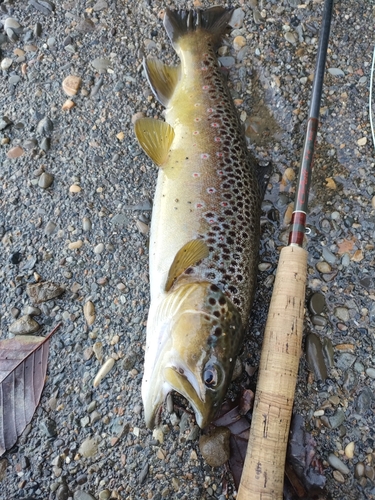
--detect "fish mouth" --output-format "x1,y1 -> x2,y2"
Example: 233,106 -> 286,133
143,365 -> 213,429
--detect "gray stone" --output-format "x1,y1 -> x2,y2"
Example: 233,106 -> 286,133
22,306 -> 41,316
328,454 -> 350,474
27,281 -> 65,303
78,436 -> 99,457
40,418 -> 57,437
40,137 -> 51,152
45,221 -> 57,235
229,8 -> 245,28
38,172 -> 54,189
37,116 -> 53,136
199,427 -> 231,467
93,0 -> 108,11
111,213 -> 128,226
23,138 -> 38,150
34,23 -> 42,37
9,315 -> 40,335
305,333 -> 327,381
29,0 -> 55,15
322,247 -> 336,265
91,57 -> 111,71
94,243 -> 104,254
329,409 -> 345,429
218,56 -> 235,68
336,353 -> 356,371
342,370 -> 357,395
355,387 -> 373,413
1,58 -> 13,70
73,492 -> 96,500
0,116 -> 12,130
56,483 -> 70,500
4,18 -> 21,31
334,307 -> 350,322
328,68 -> 345,77
82,217 -> 92,231
9,75 -> 21,86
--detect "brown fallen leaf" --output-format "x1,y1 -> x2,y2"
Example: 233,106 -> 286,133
0,323 -> 61,456
325,177 -> 337,190
351,249 -> 364,262
336,238 -> 355,255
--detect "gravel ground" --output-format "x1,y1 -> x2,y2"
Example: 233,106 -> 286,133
1,0 -> 375,499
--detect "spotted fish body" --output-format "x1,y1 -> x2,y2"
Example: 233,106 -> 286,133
135,8 -> 264,429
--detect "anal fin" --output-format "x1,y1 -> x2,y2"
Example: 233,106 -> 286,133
134,118 -> 175,167
165,239 -> 209,292
144,58 -> 180,107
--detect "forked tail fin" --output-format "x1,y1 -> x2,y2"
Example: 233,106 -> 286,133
164,7 -> 234,50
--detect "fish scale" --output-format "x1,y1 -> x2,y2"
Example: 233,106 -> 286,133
134,7 -> 266,429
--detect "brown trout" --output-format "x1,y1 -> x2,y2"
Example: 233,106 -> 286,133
135,7 -> 266,429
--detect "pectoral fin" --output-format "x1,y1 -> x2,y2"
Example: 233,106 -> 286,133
134,118 -> 175,166
165,239 -> 209,292
144,58 -> 180,107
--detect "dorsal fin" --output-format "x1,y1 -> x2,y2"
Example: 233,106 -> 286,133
134,118 -> 175,167
144,59 -> 180,107
165,239 -> 209,292
164,7 -> 234,50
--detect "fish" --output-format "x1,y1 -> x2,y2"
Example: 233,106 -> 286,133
134,7 -> 267,429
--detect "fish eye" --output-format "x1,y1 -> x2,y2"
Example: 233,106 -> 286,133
203,364 -> 219,388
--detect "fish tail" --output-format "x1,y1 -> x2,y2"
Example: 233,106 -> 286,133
164,7 -> 234,50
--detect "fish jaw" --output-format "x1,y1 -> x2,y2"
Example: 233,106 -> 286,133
142,282 -> 243,429
163,366 -> 217,428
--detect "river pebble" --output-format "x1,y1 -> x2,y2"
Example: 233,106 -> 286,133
1,57 -> 12,70
27,282 -> 64,303
334,307 -> 350,322
305,333 -> 327,381
328,454 -> 350,475
9,315 -> 40,335
329,409 -> 345,429
94,243 -> 104,254
62,75 -> 82,96
355,387 -> 373,413
308,292 -> 325,315
91,57 -> 111,71
83,301 -> 96,326
344,441 -> 355,459
199,427 -> 231,467
316,261 -> 331,274
38,172 -> 54,189
7,146 -> 24,158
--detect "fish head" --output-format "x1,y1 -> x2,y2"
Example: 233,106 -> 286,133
143,281 -> 243,428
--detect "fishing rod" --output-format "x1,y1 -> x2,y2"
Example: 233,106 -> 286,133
237,0 -> 334,498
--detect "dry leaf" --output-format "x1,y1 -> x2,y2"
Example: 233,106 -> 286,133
0,324 -> 60,456
337,238 -> 355,255
351,249 -> 364,262
325,177 -> 337,190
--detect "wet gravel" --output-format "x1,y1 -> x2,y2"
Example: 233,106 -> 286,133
1,0 -> 375,499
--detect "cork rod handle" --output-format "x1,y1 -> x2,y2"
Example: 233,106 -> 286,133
238,245 -> 308,500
